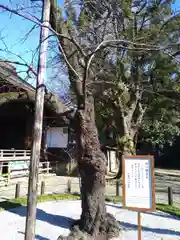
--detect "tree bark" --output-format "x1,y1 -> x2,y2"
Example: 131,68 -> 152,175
115,133 -> 136,179
59,95 -> 120,239
50,2 -> 119,238
114,99 -> 146,179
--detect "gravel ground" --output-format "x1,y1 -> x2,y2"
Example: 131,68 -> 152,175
0,200 -> 180,240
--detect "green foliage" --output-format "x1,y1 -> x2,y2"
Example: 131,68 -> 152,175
140,82 -> 180,146
52,0 -> 180,152
93,0 -> 180,150
140,120 -> 180,146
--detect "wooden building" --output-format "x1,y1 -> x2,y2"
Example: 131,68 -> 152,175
0,61 -> 72,176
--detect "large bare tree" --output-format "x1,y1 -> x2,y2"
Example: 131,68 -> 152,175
49,1 -> 122,239
1,0 -> 179,239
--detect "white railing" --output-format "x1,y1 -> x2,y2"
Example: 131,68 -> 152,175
0,149 -> 31,161
0,149 -> 51,185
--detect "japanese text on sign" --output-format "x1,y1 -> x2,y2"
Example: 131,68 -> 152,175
123,157 -> 154,210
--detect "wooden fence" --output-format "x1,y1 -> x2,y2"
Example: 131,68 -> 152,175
11,179 -> 177,208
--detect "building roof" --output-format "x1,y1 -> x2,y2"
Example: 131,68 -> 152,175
0,61 -> 35,93
0,61 -> 71,115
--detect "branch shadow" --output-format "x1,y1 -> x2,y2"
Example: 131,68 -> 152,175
145,211 -> 180,220
106,203 -> 180,221
18,231 -> 50,240
9,206 -> 75,229
35,235 -> 50,240
0,201 -> 22,210
106,203 -> 122,209
119,221 -> 180,236
6,203 -> 180,238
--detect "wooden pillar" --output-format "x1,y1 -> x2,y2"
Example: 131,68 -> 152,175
42,119 -> 48,169
25,115 -> 33,149
25,0 -> 50,239
0,150 -> 3,175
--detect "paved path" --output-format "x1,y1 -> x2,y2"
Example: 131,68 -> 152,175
0,169 -> 180,207
0,200 -> 180,239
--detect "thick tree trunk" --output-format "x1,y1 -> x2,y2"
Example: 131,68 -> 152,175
58,96 -> 120,239
115,134 -> 136,179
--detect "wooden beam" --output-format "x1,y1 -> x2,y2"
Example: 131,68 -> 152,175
24,1 -> 50,239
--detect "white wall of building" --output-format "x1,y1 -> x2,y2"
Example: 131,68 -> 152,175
46,127 -> 68,148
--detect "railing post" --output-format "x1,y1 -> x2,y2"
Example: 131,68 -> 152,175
7,163 -> 11,185
0,161 -> 2,175
116,180 -> 119,196
46,162 -> 50,174
13,150 -> 15,159
0,151 -> 2,175
67,179 -> 71,194
168,187 -> 173,206
109,150 -> 112,173
41,181 -> 45,195
15,182 -> 21,198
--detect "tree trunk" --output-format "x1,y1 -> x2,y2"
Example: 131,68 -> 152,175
115,134 -> 136,179
58,96 -> 120,239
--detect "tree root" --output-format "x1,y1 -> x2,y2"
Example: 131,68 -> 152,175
57,213 -> 120,240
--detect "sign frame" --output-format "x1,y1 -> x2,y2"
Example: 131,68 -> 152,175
122,155 -> 156,212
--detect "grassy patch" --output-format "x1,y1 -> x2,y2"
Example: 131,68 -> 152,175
0,194 -> 179,219
105,197 -> 180,218
105,196 -> 122,203
0,194 -> 80,211
156,204 -> 180,218
0,194 -> 122,212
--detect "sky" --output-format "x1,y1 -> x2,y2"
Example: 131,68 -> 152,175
0,0 -> 41,77
0,0 -> 179,96
0,0 -> 68,97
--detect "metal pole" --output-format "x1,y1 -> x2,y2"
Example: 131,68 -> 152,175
25,0 -> 50,239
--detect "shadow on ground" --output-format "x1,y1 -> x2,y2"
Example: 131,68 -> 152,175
9,206 -> 75,229
119,221 -> 180,236
5,203 -> 180,238
145,211 -> 180,220
0,201 -> 22,210
106,203 -> 122,209
35,235 -> 50,240
106,203 -> 180,221
18,231 -> 50,240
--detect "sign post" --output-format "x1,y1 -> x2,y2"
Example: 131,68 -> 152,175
122,156 -> 156,240
138,212 -> 141,240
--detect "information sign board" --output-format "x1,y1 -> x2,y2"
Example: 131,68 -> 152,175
122,155 -> 156,212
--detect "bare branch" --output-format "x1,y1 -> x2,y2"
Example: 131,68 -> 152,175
0,59 -> 37,76
0,4 -> 86,58
57,40 -> 80,79
19,24 -> 38,45
0,45 -> 38,76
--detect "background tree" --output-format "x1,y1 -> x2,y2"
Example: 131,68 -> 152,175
93,0 -> 180,177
